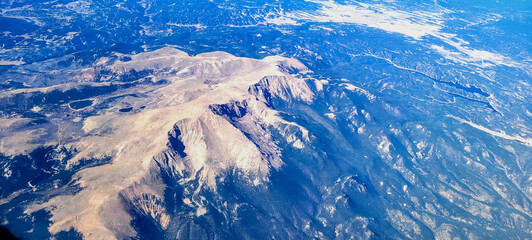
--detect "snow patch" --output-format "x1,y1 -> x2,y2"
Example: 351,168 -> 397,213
0,60 -> 25,65
275,0 -> 444,40
269,0 -> 520,68
447,115 -> 532,146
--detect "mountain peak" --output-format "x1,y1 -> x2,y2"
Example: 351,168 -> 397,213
13,47 -> 315,239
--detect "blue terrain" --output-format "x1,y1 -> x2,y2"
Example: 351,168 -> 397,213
0,0 -> 531,239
